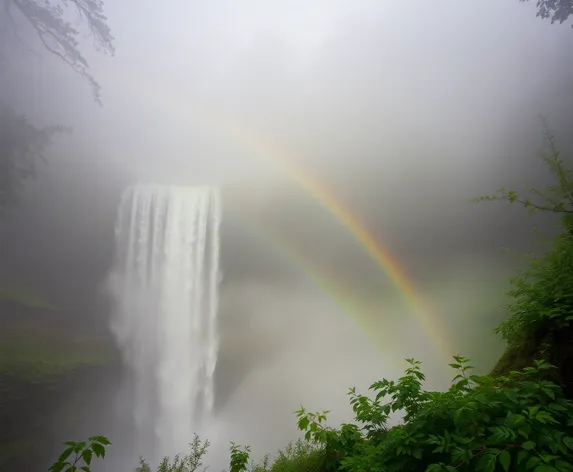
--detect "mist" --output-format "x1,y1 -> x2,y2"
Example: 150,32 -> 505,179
1,0 -> 572,470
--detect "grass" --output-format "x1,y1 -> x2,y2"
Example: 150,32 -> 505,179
0,314 -> 115,383
251,440 -> 325,472
0,283 -> 58,311
0,339 -> 113,382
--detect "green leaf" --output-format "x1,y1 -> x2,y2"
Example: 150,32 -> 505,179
73,442 -> 86,453
528,456 -> 542,470
555,461 -> 573,471
533,466 -> 559,472
523,441 -> 536,450
563,436 -> 573,451
58,447 -> 74,463
82,449 -> 93,465
477,452 -> 497,472
518,450 -> 529,464
88,436 -> 111,445
91,443 -> 105,458
499,450 -> 511,472
49,462 -> 67,472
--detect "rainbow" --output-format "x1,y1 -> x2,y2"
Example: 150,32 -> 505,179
230,215 -> 397,352
101,68 -> 455,365
199,111 -> 455,365
227,209 -> 452,382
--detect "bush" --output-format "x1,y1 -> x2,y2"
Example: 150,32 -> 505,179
250,440 -> 325,472
48,436 -> 111,472
474,120 -> 573,347
134,434 -> 210,472
496,228 -> 573,346
295,357 -> 573,472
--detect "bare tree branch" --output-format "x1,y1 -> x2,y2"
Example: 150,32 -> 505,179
3,0 -> 41,58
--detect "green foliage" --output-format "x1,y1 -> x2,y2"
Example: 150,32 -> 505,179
295,357 -> 573,472
51,359 -> 573,472
48,436 -> 111,472
230,443 -> 251,472
47,122 -> 573,471
0,281 -> 57,310
496,228 -> 573,345
134,434 -> 210,472
473,120 -> 573,217
0,338 -> 112,381
474,123 -> 573,347
250,440 -> 325,472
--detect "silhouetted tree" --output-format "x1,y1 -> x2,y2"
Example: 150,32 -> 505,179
0,105 -> 67,217
0,0 -> 114,215
521,0 -> 573,26
0,1 -> 114,306
4,0 -> 115,104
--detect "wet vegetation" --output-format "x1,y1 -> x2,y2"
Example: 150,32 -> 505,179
2,1 -> 573,471
42,130 -> 573,472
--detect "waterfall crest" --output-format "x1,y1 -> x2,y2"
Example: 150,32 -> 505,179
108,184 -> 222,461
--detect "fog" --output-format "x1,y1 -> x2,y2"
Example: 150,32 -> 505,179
1,0 -> 572,469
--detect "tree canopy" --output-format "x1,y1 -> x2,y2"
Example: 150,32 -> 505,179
0,0 -> 114,217
521,0 -> 573,26
4,0 -> 114,104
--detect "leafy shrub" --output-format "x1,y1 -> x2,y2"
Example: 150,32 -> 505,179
230,443 -> 251,472
496,228 -> 573,346
134,434 -> 210,472
295,357 -> 573,472
49,121 -> 573,472
48,436 -> 111,472
250,440 -> 325,472
474,121 -> 573,346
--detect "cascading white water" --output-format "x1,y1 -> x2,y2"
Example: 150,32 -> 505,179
108,184 -> 222,462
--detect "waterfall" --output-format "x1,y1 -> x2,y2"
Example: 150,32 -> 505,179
108,184 -> 222,462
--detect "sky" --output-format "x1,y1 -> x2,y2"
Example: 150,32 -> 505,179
1,0 -> 572,468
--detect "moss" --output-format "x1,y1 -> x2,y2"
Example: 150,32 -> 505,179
490,330 -> 548,377
491,322 -> 573,398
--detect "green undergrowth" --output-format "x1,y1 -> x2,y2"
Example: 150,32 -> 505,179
0,317 -> 113,382
0,305 -> 114,382
250,439 -> 325,472
478,124 -> 573,397
47,123 -> 573,472
0,283 -> 57,311
0,339 -> 112,382
52,357 -> 573,472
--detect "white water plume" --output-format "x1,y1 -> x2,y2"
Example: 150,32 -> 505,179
108,184 -> 222,462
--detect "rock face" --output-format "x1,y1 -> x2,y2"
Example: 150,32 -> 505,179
491,322 -> 573,399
